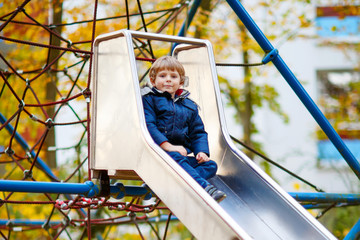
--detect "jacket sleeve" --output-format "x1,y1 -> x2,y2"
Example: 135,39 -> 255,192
142,95 -> 168,145
188,107 -> 210,157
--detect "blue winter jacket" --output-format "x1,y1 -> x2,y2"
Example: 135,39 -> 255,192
142,87 -> 210,156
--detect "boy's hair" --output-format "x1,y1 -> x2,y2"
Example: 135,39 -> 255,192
149,56 -> 186,84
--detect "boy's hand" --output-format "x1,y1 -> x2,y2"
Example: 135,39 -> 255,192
196,152 -> 209,163
160,142 -> 187,156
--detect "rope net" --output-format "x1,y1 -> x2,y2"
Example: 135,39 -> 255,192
0,0 -> 195,239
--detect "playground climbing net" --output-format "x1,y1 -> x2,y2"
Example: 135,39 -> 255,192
0,0 -> 196,239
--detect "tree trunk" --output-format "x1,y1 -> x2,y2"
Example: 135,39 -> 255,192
194,0 -> 211,38
239,21 -> 254,158
193,0 -> 254,157
45,0 -> 63,168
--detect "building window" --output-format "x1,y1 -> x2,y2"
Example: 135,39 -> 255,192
317,69 -> 360,166
315,5 -> 360,40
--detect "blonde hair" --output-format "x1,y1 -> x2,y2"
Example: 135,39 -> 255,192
149,56 -> 186,84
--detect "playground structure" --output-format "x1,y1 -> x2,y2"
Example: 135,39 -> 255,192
1,0 -> 360,239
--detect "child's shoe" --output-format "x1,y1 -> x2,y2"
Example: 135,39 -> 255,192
205,184 -> 227,202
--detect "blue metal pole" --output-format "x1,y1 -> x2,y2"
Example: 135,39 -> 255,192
344,218 -> 360,240
177,0 -> 202,37
289,192 -> 360,204
0,215 -> 178,226
0,180 -> 152,199
110,182 -> 152,200
0,112 -> 59,181
0,219 -> 61,226
225,0 -> 360,179
0,180 -> 98,197
171,0 -> 202,53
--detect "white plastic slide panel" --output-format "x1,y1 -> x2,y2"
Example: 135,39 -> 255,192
91,33 -> 143,173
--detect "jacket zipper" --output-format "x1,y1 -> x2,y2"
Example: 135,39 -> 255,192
170,99 -> 176,139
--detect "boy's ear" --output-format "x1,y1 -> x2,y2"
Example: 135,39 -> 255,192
182,76 -> 189,87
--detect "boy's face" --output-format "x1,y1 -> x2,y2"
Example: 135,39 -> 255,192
151,68 -> 182,98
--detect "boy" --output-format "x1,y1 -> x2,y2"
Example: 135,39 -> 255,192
142,56 -> 226,202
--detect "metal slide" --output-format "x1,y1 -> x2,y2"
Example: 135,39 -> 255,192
90,30 -> 336,240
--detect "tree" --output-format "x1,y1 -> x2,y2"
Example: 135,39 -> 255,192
45,0 -> 63,168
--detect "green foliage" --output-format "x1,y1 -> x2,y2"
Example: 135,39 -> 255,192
319,206 -> 360,239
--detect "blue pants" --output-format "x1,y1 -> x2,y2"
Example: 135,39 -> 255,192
167,151 -> 217,188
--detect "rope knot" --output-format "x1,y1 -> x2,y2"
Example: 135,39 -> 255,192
45,118 -> 54,129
